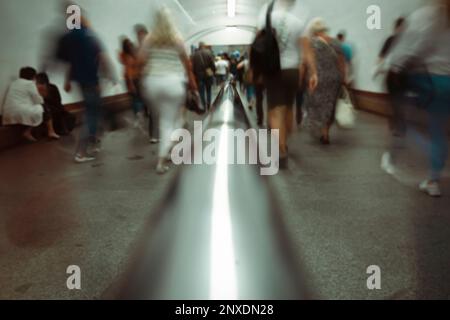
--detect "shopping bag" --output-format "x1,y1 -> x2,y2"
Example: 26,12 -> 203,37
335,87 -> 356,129
185,90 -> 205,115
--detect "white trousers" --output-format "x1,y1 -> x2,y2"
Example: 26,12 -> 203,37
143,75 -> 186,158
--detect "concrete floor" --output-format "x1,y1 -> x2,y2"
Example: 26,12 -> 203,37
0,114 -> 178,299
272,111 -> 450,300
0,98 -> 449,299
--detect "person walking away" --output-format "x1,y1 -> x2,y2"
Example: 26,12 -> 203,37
256,0 -> 318,168
237,56 -> 256,110
192,42 -> 216,110
215,57 -> 229,87
377,18 -> 408,175
56,16 -> 117,163
134,24 -> 157,142
119,38 -> 145,129
303,18 -> 346,145
139,6 -> 198,174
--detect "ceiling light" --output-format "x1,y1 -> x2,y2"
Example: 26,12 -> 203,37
227,0 -> 236,18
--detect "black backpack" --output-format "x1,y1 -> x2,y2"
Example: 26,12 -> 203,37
250,1 -> 281,79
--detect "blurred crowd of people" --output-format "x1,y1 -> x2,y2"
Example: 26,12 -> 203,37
0,0 -> 449,196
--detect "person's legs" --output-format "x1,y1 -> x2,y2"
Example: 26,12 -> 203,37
142,77 -> 159,142
419,109 -> 448,197
43,104 -> 60,139
269,106 -> 288,157
296,90 -> 304,125
285,107 -> 294,137
146,99 -> 159,142
130,92 -> 145,129
85,87 -> 101,138
198,79 -> 207,108
206,78 -> 213,109
76,85 -> 101,159
132,79 -> 145,116
246,85 -> 255,108
382,72 -> 409,168
156,78 -> 185,174
429,112 -> 448,182
23,126 -> 37,142
256,84 -> 264,126
46,120 -> 59,139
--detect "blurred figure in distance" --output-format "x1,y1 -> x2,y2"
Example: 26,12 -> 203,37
119,37 -> 145,129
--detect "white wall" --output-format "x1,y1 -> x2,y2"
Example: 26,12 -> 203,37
301,0 -> 425,92
0,0 -> 160,106
0,0 -> 427,110
196,27 -> 256,46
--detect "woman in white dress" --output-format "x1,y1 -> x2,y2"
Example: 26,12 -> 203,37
1,67 -> 59,141
138,6 -> 198,174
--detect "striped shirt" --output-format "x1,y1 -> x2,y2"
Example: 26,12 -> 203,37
145,48 -> 186,79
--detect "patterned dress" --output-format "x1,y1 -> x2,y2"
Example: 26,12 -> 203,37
305,38 -> 343,136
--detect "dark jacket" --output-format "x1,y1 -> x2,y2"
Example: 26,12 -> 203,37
192,48 -> 216,81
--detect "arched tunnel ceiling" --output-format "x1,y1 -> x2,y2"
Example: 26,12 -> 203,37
176,0 -> 266,21
171,0 -> 267,39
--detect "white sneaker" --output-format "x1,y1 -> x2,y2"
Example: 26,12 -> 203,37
150,138 -> 159,144
381,152 -> 396,175
419,180 -> 442,197
74,154 -> 96,164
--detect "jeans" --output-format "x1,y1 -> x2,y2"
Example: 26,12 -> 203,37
77,85 -> 101,154
198,78 -> 213,109
130,79 -> 144,116
410,74 -> 450,181
130,93 -> 144,116
246,85 -> 255,103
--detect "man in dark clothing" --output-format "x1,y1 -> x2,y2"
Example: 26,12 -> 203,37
192,42 -> 216,110
36,73 -> 76,136
378,17 -> 407,136
57,18 -> 116,163
379,17 -> 406,63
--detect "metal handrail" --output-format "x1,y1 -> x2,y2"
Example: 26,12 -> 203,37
111,81 -> 311,300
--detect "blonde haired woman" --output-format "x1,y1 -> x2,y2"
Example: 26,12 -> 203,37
139,6 -> 197,174
303,18 -> 346,145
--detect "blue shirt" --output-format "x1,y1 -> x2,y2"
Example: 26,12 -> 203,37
59,28 -> 102,86
341,42 -> 353,63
